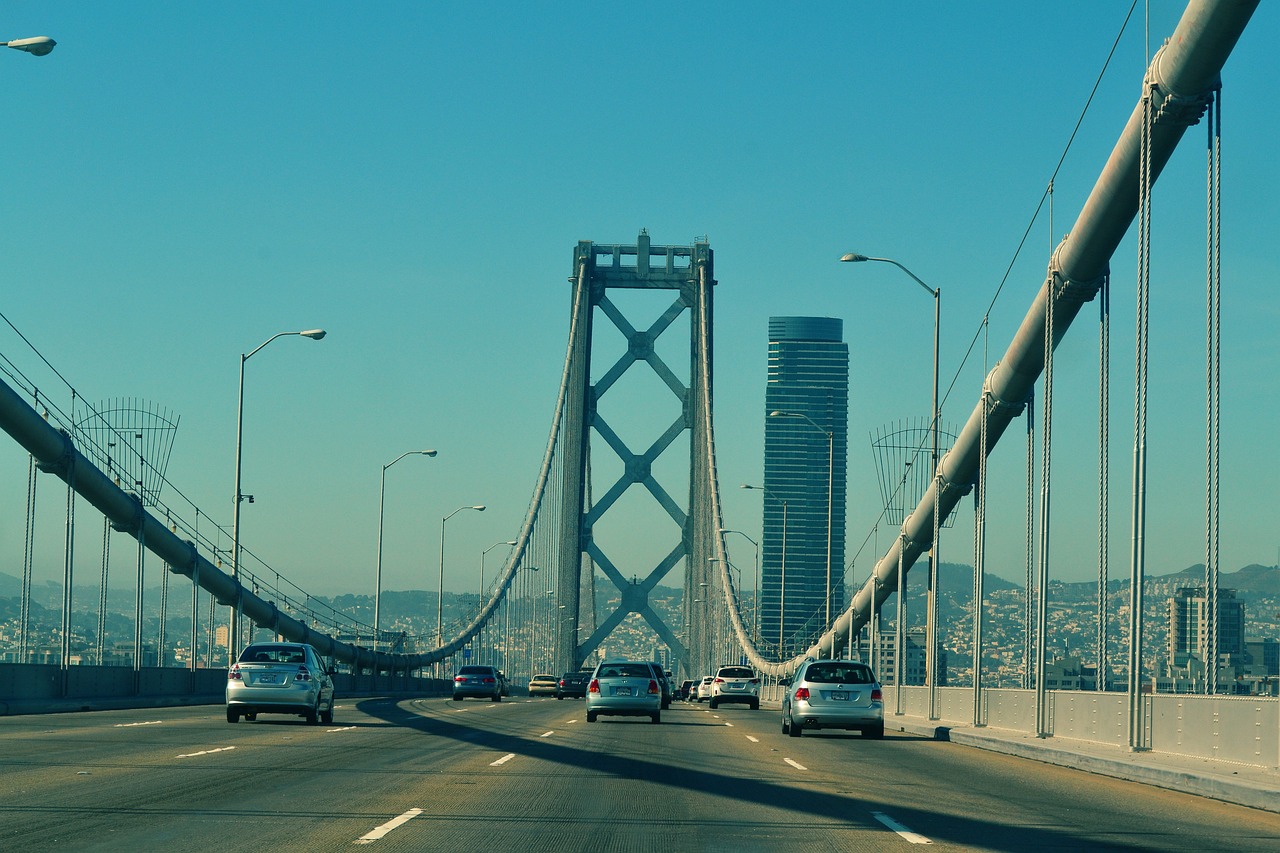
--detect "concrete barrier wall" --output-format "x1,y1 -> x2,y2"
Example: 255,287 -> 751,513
0,662 -> 442,716
882,685 -> 1279,769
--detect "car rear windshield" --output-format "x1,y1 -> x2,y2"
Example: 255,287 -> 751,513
718,667 -> 755,679
240,646 -> 307,664
596,663 -> 655,679
804,663 -> 874,684
459,666 -> 493,675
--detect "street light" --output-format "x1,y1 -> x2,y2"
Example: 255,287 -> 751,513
768,410 -> 835,640
230,328 -> 326,664
719,529 -> 759,645
2,36 -> 56,56
374,450 -> 437,651
842,251 -> 941,713
437,504 -> 486,649
478,540 -> 516,666
742,484 -> 787,655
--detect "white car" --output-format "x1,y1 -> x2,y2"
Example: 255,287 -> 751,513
695,675 -> 715,702
709,665 -> 760,710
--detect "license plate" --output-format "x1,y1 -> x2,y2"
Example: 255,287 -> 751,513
729,684 -> 744,690
258,674 -> 279,684
830,691 -> 849,701
613,687 -> 632,696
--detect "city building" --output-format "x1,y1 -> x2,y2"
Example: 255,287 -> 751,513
759,317 -> 849,654
1167,586 -> 1245,667
864,627 -> 945,686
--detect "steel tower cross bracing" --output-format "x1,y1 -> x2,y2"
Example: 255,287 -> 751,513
557,232 -> 716,677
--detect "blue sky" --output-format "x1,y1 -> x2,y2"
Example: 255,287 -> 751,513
2,2 -> 1276,604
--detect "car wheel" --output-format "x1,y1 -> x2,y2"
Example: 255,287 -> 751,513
226,707 -> 239,724
320,703 -> 334,725
750,700 -> 760,710
492,693 -> 501,702
788,714 -> 802,737
651,712 -> 661,724
305,703 -> 319,725
556,695 -> 564,700
245,712 -> 257,721
865,723 -> 884,739
708,698 -> 718,710
452,695 -> 463,701
781,714 -> 789,735
586,711 -> 597,723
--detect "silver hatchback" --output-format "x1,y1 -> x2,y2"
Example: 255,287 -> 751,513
226,642 -> 335,725
585,660 -> 662,723
782,659 -> 883,738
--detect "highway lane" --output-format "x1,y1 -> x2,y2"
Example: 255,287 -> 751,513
0,697 -> 1275,851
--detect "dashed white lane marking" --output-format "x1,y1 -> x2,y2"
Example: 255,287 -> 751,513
115,720 -> 162,728
783,757 -> 807,771
328,726 -> 357,732
489,753 -> 516,766
177,746 -> 236,758
354,807 -> 423,844
872,811 -> 932,844
724,722 -> 734,727
565,719 -> 578,724
745,735 -> 759,743
539,731 -> 555,738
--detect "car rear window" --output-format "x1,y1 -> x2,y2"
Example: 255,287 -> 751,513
597,663 -> 655,679
240,645 -> 307,664
804,663 -> 873,684
718,667 -> 755,679
459,666 -> 493,675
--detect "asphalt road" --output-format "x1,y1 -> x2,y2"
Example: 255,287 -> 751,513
1,696 -> 1275,851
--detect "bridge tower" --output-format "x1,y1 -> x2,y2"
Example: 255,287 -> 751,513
556,232 -> 717,679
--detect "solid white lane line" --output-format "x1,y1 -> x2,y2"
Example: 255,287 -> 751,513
539,731 -> 555,738
115,721 -> 162,727
872,811 -> 932,844
328,726 -> 357,732
745,735 -> 759,743
490,753 -> 516,766
783,757 -> 807,771
354,808 -> 423,844
177,746 -> 236,758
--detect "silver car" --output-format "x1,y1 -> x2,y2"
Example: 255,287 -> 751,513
782,659 -> 883,738
585,660 -> 662,723
226,642 -> 335,725
453,664 -> 503,701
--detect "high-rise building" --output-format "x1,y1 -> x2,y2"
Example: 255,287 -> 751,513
1168,586 -> 1245,667
759,317 -> 848,654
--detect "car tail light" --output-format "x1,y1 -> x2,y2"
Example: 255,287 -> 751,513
588,679 -> 600,693
559,680 -> 566,687
648,680 -> 659,695
794,687 -> 810,700
295,666 -> 312,682
482,677 -> 495,684
872,688 -> 883,702
454,675 -> 465,683
748,678 -> 760,684
714,678 -> 725,683
228,664 -> 242,681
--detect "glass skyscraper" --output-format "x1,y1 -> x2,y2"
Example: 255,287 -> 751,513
760,317 -> 849,654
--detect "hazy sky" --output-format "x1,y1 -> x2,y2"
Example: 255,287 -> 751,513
2,2 -> 1276,606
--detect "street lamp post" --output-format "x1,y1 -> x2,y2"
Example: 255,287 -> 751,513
375,450 -> 437,653
720,529 -> 759,645
437,505 -> 486,650
768,410 -> 835,644
230,329 -> 326,664
479,540 -> 517,665
842,252 -> 940,714
741,484 -> 787,655
2,36 -> 56,56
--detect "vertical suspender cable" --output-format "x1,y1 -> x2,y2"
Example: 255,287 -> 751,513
1098,274 -> 1111,691
21,454 -> 37,662
1035,270 -> 1055,738
1023,390 -> 1035,691
1204,88 -> 1222,695
1128,75 -> 1154,752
